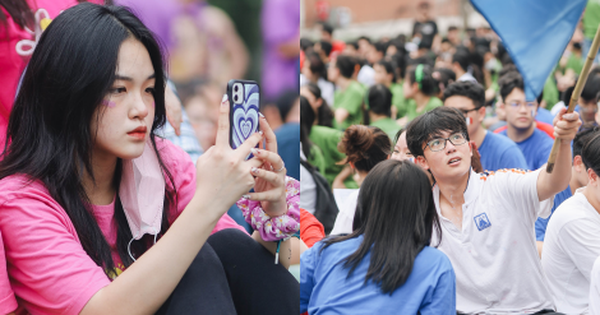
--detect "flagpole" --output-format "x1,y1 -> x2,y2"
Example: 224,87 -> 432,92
546,23 -> 600,173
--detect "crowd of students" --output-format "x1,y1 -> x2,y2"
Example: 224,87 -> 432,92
299,2 -> 600,313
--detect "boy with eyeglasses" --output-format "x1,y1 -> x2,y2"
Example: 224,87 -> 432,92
443,81 -> 528,171
406,106 -> 580,314
497,71 -> 554,170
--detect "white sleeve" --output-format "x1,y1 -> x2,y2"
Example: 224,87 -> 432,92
558,220 -> 600,282
330,192 -> 359,235
590,257 -> 600,315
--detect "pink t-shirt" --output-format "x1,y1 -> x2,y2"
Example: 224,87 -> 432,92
0,138 -> 245,314
0,0 -> 103,152
0,232 -> 17,314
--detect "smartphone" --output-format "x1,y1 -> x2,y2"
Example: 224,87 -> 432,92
227,79 -> 261,152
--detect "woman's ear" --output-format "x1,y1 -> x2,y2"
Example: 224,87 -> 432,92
414,155 -> 430,171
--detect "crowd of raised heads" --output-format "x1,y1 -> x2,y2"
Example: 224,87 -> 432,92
300,1 -> 600,313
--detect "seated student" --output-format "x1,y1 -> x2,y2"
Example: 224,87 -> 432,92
366,84 -> 401,140
398,64 -> 443,127
0,4 -> 299,314
591,257 -> 600,315
328,55 -> 365,130
406,106 -> 580,314
542,133 -> 600,314
301,96 -> 356,189
496,71 -> 572,245
301,82 -> 334,128
452,49 -> 478,83
0,233 -> 16,315
443,81 -> 528,171
300,160 -> 456,314
330,125 -> 391,235
373,59 -> 406,118
497,71 -> 554,170
301,51 -> 335,107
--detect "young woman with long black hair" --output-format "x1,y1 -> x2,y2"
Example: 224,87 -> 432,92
0,3 -> 299,314
300,160 -> 455,314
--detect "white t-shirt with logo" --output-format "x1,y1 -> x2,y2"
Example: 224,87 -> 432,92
541,189 -> 600,314
432,169 -> 554,314
590,257 -> 600,315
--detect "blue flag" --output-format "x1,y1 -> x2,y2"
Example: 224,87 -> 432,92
471,0 -> 587,101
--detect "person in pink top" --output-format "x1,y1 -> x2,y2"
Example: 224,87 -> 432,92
0,0 -> 107,153
0,3 -> 299,314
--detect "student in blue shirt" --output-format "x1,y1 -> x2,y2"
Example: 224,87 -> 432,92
442,81 -> 528,172
300,160 -> 456,315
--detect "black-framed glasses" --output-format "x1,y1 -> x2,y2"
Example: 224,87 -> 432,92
426,133 -> 468,152
458,107 -> 481,116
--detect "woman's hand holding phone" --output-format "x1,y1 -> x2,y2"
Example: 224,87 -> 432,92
193,95 -> 264,218
244,115 -> 288,218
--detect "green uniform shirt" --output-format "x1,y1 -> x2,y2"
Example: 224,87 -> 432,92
404,97 -> 443,123
333,81 -> 365,131
390,83 -> 407,118
583,0 -> 600,40
370,117 -> 401,142
309,125 -> 358,188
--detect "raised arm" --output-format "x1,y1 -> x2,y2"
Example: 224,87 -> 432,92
537,108 -> 581,201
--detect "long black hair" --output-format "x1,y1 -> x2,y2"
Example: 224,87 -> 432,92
304,82 -> 333,127
0,3 -> 176,278
322,160 -> 441,294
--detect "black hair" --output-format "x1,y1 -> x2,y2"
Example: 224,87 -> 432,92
335,55 -> 357,79
357,36 -> 371,44
318,40 -> 333,57
304,82 -> 334,127
581,133 -> 600,176
276,89 -> 300,122
322,159 -> 441,294
338,125 -> 391,173
498,71 -> 524,102
0,3 -> 175,278
452,49 -> 470,72
581,73 -> 600,102
406,64 -> 438,96
447,26 -> 458,32
367,84 -> 393,117
574,124 -> 600,160
300,96 -> 316,160
393,128 -> 406,144
375,59 -> 397,82
391,52 -> 408,81
441,37 -> 451,44
443,81 -> 485,109
320,22 -> 334,35
305,51 -> 327,80
406,106 -> 470,157
433,67 -> 456,93
300,37 -> 314,52
347,41 -> 359,50
373,41 -> 388,54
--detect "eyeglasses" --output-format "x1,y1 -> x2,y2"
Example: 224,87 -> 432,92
508,101 -> 536,109
426,133 -> 468,152
458,107 -> 482,115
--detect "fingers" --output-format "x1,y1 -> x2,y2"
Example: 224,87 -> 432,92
259,113 -> 278,153
250,148 -> 285,173
244,167 -> 285,202
554,110 -> 581,140
215,94 -> 231,148
235,131 -> 264,160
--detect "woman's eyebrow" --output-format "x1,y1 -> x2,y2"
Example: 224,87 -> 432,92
114,73 -> 156,81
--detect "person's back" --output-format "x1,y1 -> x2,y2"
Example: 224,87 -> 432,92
301,160 -> 456,314
302,236 -> 453,314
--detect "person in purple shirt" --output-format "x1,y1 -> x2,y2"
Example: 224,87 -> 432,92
442,81 -> 528,172
261,0 -> 299,100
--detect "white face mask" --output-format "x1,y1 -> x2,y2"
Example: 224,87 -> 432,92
119,139 -> 165,260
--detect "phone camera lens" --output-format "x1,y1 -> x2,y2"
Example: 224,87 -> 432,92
234,86 -> 239,91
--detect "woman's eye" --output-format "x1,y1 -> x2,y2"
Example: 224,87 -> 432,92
110,87 -> 126,94
145,87 -> 155,94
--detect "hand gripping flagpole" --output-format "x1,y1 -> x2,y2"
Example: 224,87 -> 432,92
546,23 -> 600,173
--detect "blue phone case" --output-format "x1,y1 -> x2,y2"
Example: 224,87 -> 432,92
227,80 -> 261,151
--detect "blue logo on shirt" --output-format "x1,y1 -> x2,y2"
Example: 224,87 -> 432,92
474,213 -> 491,231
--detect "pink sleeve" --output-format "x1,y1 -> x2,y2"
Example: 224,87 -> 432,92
0,233 -> 17,315
0,181 -> 110,315
158,139 -> 247,235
